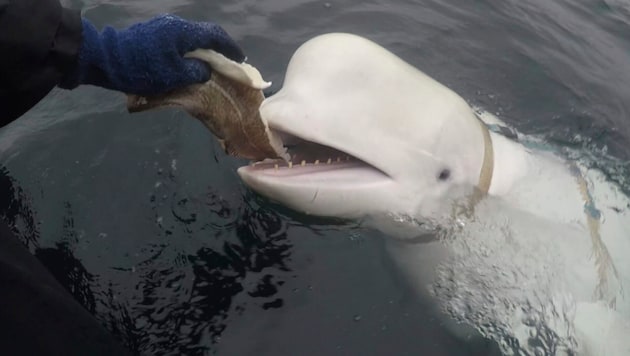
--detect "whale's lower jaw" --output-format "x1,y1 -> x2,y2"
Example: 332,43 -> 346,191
238,159 -> 388,185
237,159 -> 395,218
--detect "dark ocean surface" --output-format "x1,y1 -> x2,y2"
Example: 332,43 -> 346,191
1,0 -> 630,355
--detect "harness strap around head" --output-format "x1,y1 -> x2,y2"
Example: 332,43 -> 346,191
477,116 -> 494,195
461,116 -> 495,215
469,120 -> 620,304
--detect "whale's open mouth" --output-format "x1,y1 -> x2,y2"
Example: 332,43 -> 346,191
238,129 -> 390,183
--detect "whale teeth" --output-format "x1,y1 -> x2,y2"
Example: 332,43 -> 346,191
259,156 -> 354,170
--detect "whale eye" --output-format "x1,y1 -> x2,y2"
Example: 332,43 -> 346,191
438,169 -> 451,181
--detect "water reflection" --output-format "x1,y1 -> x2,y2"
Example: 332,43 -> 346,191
117,196 -> 290,354
102,191 -> 290,354
36,240 -> 98,315
0,166 -> 39,249
0,162 -> 295,354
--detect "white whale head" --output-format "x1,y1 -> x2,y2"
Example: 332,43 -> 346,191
237,33 -> 492,227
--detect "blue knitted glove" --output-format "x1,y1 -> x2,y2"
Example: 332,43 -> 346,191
60,15 -> 245,95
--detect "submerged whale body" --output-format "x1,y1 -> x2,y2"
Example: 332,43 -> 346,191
237,33 -> 630,355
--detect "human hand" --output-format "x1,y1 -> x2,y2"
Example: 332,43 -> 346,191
60,14 -> 245,95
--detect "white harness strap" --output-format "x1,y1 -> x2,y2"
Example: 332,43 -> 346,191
571,165 -> 621,307
477,117 -> 494,195
464,119 -> 620,306
456,117 -> 494,218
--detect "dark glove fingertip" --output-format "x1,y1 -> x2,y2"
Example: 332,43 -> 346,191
183,59 -> 211,84
203,24 -> 246,62
218,39 -> 246,63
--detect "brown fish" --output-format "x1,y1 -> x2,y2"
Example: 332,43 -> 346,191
126,49 -> 287,161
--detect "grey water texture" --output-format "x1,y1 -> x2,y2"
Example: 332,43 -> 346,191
2,0 -> 630,355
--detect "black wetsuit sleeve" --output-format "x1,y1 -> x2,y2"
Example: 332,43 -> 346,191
0,0 -> 82,126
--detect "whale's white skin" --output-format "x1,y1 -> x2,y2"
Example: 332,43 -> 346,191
236,33 -> 630,355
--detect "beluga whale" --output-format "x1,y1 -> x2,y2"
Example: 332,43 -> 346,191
237,33 -> 630,355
